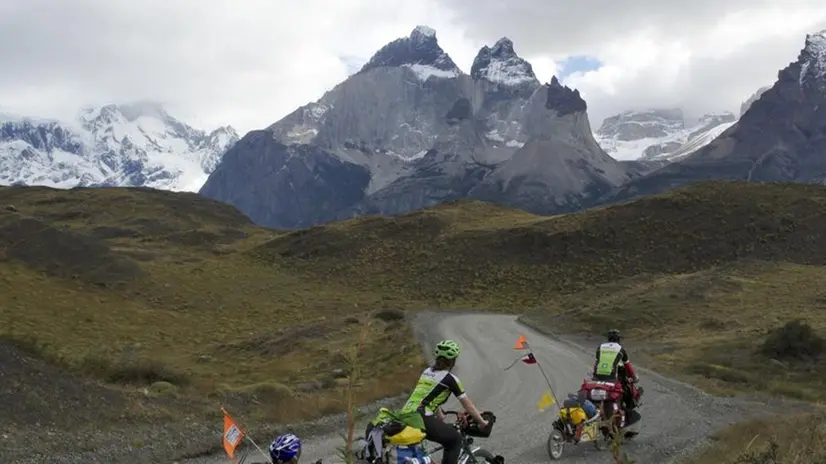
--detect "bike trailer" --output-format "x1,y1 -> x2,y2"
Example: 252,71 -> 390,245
387,444 -> 428,464
358,408 -> 428,463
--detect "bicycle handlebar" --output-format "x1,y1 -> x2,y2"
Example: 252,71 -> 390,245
441,410 -> 496,425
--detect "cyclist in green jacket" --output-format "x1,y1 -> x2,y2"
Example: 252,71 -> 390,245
401,339 -> 489,464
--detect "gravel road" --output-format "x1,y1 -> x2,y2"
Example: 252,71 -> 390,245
182,312 -> 791,464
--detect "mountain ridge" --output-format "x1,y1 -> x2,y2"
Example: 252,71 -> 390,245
0,102 -> 239,192
200,26 -> 631,228
607,28 -> 826,203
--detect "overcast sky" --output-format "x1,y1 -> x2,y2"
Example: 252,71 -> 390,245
1,0 -> 825,134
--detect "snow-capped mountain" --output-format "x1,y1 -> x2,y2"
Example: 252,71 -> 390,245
594,109 -> 736,162
470,37 -> 539,87
0,101 -> 239,192
610,30 -> 826,202
201,26 -> 632,228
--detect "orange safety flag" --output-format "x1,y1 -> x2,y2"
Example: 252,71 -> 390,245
514,333 -> 528,350
222,407 -> 246,462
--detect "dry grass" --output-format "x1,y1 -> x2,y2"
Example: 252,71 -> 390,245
4,180 -> 826,459
0,185 -> 425,430
688,413 -> 826,463
255,181 -> 826,309
521,261 -> 826,402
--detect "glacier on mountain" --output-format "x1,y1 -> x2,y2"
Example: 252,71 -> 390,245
594,109 -> 736,162
0,102 -> 239,191
608,27 -> 826,203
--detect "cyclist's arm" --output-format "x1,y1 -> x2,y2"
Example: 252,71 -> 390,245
436,407 -> 446,421
448,374 -> 487,426
593,347 -> 600,373
459,396 -> 486,425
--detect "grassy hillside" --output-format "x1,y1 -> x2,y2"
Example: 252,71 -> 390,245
245,179 -> 826,399
0,186 -> 426,439
258,180 -> 826,307
4,180 -> 826,461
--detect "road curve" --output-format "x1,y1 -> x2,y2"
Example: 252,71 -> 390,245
184,313 -> 768,464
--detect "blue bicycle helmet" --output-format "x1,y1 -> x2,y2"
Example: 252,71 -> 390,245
270,433 -> 301,462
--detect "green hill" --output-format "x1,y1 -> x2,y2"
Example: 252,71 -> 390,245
257,180 -> 826,307
0,185 -> 425,455
3,181 -> 826,462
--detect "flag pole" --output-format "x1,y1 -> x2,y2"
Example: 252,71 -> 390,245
532,352 -> 561,409
516,336 -> 561,411
244,435 -> 272,463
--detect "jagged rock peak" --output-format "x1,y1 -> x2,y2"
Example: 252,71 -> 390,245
78,100 -> 170,124
545,76 -> 586,116
740,86 -> 770,116
490,37 -> 516,56
470,37 -> 537,85
411,25 -> 437,41
358,25 -> 459,75
799,30 -> 826,85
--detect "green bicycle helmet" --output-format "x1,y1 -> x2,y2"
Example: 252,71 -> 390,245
434,339 -> 461,359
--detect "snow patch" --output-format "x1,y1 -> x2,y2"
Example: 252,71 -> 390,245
308,103 -> 328,120
386,149 -> 428,161
482,60 -> 535,86
413,25 -> 436,38
286,127 -> 319,143
665,121 -> 735,161
485,129 -> 525,148
485,130 -> 505,142
403,64 -> 458,81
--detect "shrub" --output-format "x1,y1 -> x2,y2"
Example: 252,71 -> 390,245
372,308 -> 406,322
760,319 -> 824,361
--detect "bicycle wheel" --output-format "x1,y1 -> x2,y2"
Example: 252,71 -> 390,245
470,448 -> 498,463
547,429 -> 565,459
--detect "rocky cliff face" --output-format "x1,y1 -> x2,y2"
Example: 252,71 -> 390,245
468,77 -> 630,213
200,27 -> 627,228
608,30 -> 826,202
740,86 -> 771,116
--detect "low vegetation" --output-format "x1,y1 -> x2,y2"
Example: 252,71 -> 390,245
259,181 -> 826,309
4,180 -> 826,461
689,413 -> 826,463
0,186 -> 425,438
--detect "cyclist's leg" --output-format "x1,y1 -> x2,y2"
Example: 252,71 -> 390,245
422,414 -> 461,464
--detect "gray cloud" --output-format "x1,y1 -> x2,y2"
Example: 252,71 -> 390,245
439,0 -> 826,125
1,0 -> 825,134
0,0 -> 463,132
439,0 -> 823,56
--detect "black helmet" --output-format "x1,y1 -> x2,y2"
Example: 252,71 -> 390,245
607,329 -> 621,343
